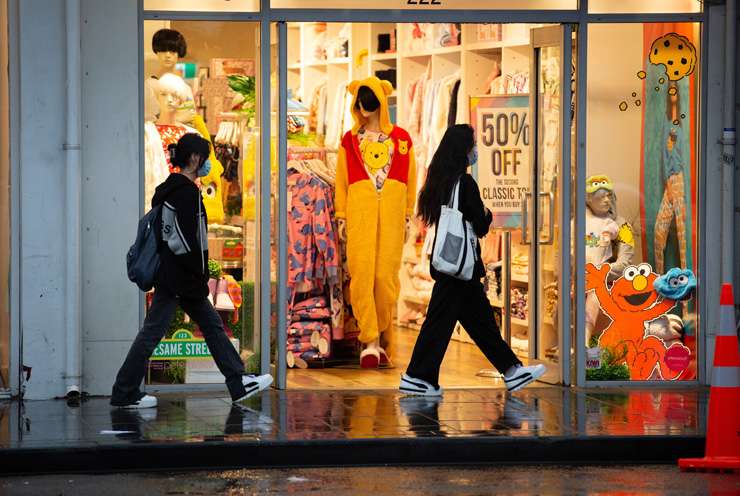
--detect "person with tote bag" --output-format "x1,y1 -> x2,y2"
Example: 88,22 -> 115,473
400,124 -> 545,396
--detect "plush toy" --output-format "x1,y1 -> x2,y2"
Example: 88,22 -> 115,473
654,268 -> 696,301
586,262 -> 691,380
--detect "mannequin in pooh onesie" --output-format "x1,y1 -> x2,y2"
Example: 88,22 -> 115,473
335,77 -> 416,369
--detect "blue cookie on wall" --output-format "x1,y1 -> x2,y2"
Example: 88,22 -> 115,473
654,268 -> 697,301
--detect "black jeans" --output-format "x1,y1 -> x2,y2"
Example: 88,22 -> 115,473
111,288 -> 247,405
406,278 -> 522,388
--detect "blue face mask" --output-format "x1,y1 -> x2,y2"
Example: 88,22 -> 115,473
197,159 -> 212,178
468,146 -> 478,166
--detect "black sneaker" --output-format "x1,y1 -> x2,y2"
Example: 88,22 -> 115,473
503,364 -> 546,392
110,394 -> 157,409
399,373 -> 443,397
232,374 -> 273,403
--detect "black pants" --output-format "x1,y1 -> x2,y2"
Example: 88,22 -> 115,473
111,288 -> 247,405
406,278 -> 521,388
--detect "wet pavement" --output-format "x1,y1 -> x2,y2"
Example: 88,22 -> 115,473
2,465 -> 739,495
0,387 -> 709,474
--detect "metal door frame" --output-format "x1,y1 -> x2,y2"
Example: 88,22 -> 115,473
527,24 -> 572,385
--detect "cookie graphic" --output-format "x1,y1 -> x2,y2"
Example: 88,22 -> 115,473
649,33 -> 697,81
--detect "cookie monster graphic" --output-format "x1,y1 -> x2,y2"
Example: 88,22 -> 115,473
654,268 -> 696,301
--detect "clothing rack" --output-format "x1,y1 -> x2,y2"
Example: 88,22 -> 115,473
287,146 -> 335,162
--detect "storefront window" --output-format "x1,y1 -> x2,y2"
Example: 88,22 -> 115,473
589,1 -> 701,14
272,0 -> 576,10
0,0 -> 10,391
144,0 -> 259,13
585,23 -> 700,381
142,20 -> 263,385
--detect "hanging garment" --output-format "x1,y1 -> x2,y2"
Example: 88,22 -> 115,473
287,170 -> 340,294
144,121 -> 197,204
335,77 -> 417,345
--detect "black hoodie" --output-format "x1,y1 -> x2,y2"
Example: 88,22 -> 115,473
152,173 -> 209,298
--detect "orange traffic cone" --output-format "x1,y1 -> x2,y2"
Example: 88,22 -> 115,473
679,283 -> 740,472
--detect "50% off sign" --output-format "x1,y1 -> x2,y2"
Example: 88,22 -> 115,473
476,107 -> 530,228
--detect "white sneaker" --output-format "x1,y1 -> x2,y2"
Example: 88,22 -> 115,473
399,373 -> 443,397
233,374 -> 273,403
504,364 -> 546,392
117,394 -> 157,409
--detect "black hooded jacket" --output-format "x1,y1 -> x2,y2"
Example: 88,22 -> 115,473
151,173 -> 209,298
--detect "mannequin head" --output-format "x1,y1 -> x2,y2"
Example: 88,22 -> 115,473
355,86 -> 380,118
152,29 -> 187,72
586,175 -> 614,218
154,73 -> 191,124
348,77 -> 394,135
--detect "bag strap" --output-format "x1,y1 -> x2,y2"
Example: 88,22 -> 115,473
447,178 -> 462,210
455,216 -> 469,277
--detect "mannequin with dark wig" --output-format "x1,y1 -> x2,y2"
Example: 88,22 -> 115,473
145,28 -> 194,123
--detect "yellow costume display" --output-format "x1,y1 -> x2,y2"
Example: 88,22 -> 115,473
190,114 -> 225,224
335,77 -> 416,346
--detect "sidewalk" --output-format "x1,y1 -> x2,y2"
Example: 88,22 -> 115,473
0,387 -> 707,474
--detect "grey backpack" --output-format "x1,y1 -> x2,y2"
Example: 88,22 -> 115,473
126,205 -> 163,292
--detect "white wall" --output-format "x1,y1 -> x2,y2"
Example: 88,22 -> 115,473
586,24 -> 645,260
16,0 -> 140,399
18,0 -> 68,399
80,0 -> 140,396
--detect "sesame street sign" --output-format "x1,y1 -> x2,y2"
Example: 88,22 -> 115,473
151,330 -> 213,360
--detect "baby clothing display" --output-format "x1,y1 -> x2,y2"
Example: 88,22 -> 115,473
286,159 -> 346,366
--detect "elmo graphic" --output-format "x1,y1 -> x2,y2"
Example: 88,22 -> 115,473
586,262 -> 691,380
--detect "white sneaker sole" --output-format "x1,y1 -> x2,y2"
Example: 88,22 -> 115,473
399,376 -> 443,397
233,375 -> 273,403
505,365 -> 546,392
116,397 -> 157,409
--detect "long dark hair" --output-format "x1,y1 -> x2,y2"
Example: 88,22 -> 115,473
417,124 -> 474,226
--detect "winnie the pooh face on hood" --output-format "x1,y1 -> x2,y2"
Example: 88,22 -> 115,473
348,76 -> 395,136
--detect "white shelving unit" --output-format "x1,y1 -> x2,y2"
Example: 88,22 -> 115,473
287,22 -> 542,128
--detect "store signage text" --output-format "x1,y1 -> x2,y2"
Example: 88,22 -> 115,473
151,330 -> 213,360
472,97 -> 531,228
407,0 -> 442,4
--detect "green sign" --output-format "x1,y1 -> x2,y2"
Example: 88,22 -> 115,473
151,330 -> 213,361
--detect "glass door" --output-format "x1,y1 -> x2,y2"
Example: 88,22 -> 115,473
526,25 -> 572,384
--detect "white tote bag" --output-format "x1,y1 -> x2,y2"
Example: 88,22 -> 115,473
432,179 -> 477,281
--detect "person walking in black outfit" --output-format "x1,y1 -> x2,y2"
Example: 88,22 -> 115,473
111,133 -> 272,409
400,124 -> 545,396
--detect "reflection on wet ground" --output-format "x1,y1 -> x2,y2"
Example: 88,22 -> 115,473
4,465 -> 738,496
0,387 -> 706,448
